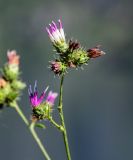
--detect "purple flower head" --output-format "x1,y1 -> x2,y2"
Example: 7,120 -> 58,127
46,19 -> 66,45
46,91 -> 58,106
28,81 -> 49,107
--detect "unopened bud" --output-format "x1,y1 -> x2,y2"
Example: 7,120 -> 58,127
68,49 -> 89,67
50,60 -> 67,75
69,40 -> 80,52
7,50 -> 19,66
87,45 -> 105,58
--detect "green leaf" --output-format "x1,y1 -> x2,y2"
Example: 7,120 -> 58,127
35,123 -> 46,129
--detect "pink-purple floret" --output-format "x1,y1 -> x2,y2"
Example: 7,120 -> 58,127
46,91 -> 58,105
28,81 -> 58,107
46,19 -> 63,35
51,61 -> 61,74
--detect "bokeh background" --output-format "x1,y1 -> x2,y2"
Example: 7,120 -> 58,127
0,0 -> 133,160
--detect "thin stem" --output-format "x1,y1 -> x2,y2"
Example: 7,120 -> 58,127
49,117 -> 62,131
58,75 -> 71,160
12,102 -> 51,160
13,102 -> 29,126
29,122 -> 51,160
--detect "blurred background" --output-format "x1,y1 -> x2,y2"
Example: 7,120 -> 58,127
0,0 -> 133,159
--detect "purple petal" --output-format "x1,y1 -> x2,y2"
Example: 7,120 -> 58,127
37,86 -> 48,105
52,21 -> 57,30
51,26 -> 56,33
46,27 -> 52,36
29,85 -> 32,94
30,97 -> 37,107
28,88 -> 32,96
46,91 -> 58,105
58,19 -> 63,29
28,85 -> 34,97
49,27 -> 55,34
49,24 -> 53,32
34,80 -> 37,91
37,92 -> 45,105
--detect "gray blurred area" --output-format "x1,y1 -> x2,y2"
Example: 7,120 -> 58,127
0,0 -> 133,159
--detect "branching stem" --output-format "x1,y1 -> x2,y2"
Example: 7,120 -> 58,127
12,102 -> 51,160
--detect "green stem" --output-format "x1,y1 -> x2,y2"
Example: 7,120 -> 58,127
58,75 -> 71,160
49,117 -> 62,131
12,102 -> 51,160
13,102 -> 29,126
29,122 -> 51,160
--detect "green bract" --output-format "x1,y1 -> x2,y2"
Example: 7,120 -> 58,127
68,49 -> 90,66
11,80 -> 26,90
32,103 -> 52,120
54,42 -> 69,53
3,64 -> 19,81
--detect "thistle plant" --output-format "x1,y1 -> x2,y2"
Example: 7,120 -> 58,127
0,19 -> 105,160
46,19 -> 105,160
0,50 -> 51,160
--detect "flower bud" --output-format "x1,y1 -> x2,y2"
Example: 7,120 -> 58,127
50,60 -> 67,75
11,80 -> 26,90
87,45 -> 105,58
6,91 -> 19,105
3,64 -> 19,81
68,40 -> 80,52
7,50 -> 19,65
68,49 -> 89,67
3,50 -> 20,81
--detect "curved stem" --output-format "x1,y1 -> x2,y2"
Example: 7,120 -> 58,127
48,117 -> 62,131
12,102 -> 51,160
29,122 -> 51,160
13,102 -> 29,126
58,75 -> 71,160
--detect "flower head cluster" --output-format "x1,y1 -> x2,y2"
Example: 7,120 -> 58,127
46,19 -> 105,76
0,50 -> 25,107
28,81 -> 58,120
